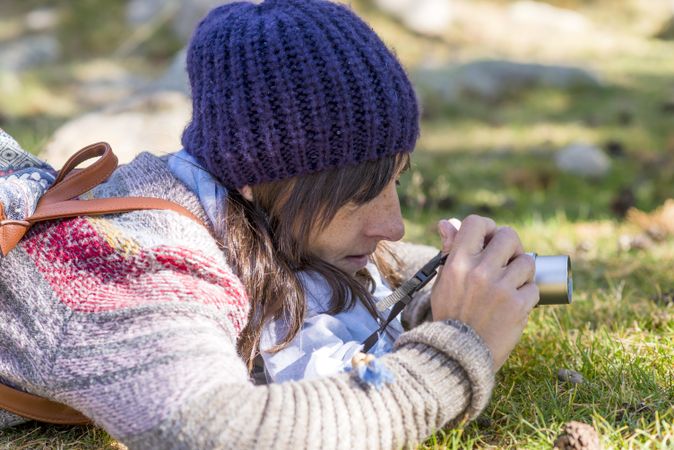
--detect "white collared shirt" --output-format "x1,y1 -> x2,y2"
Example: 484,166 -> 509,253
260,262 -> 403,383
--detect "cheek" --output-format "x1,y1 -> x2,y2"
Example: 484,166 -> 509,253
329,209 -> 367,240
309,211 -> 366,259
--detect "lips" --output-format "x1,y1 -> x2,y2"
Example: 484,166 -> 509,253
344,254 -> 369,269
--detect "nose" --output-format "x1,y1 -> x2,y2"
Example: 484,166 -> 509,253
365,185 -> 405,242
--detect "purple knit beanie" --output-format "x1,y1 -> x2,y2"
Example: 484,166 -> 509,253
181,0 -> 419,189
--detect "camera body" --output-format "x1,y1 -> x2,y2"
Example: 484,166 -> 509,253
374,251 -> 573,314
368,250 -> 573,351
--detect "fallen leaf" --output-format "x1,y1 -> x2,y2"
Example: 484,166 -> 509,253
627,199 -> 674,240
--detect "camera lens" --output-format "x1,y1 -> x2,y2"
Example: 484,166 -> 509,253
530,254 -> 573,305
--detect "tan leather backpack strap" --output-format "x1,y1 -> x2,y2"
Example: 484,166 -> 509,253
1,141 -> 207,255
1,198 -> 204,257
0,204 -> 29,257
29,197 -> 204,226
41,142 -> 118,204
0,220 -> 29,257
0,383 -> 89,425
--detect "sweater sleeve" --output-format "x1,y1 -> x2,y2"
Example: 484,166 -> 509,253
61,316 -> 493,450
52,288 -> 493,449
8,213 -> 494,450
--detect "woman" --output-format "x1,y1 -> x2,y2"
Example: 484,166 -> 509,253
0,0 -> 538,448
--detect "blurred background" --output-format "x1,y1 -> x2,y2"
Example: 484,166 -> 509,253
2,0 -> 674,251
1,0 -> 674,239
1,2 -> 673,448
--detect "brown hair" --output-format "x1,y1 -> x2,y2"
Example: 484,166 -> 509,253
227,153 -> 410,370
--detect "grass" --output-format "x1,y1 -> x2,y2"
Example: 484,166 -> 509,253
1,0 -> 674,448
0,424 -> 119,450
361,2 -> 674,445
417,233 -> 674,449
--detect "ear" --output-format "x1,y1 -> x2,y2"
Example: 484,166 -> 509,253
238,185 -> 254,201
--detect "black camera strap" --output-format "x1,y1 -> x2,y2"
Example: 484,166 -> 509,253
362,251 -> 447,352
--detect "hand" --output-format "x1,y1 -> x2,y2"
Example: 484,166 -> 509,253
430,215 -> 539,370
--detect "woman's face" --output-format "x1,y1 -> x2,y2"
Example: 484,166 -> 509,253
307,177 -> 405,275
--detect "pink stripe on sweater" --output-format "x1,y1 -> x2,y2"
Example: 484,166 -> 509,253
23,218 -> 249,333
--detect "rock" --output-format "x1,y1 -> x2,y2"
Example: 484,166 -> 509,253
509,1 -> 591,34
73,60 -> 148,108
126,0 -> 261,41
76,76 -> 147,108
0,34 -> 60,71
126,0 -> 176,25
555,143 -> 611,178
147,48 -> 190,95
414,59 -> 601,108
41,91 -> 191,167
373,0 -> 454,37
24,8 -> 60,32
172,0 -> 255,40
553,421 -> 601,450
557,368 -> 584,385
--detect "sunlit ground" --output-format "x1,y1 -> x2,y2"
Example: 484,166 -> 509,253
1,0 -> 673,448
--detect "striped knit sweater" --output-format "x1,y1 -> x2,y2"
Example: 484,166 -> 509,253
0,152 -> 495,449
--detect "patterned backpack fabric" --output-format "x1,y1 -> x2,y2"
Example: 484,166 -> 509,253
1,130 -> 207,425
0,129 -> 56,224
0,130 -> 55,426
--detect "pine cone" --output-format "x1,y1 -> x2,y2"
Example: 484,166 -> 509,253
553,421 -> 601,450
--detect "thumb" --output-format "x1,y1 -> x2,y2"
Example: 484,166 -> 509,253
438,218 -> 460,254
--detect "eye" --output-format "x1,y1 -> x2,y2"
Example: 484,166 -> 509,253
395,178 -> 401,186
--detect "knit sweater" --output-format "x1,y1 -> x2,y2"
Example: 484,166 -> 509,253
0,152 -> 494,449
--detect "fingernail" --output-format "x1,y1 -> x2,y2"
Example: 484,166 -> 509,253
449,218 -> 462,230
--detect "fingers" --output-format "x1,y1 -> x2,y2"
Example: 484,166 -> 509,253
438,219 -> 460,254
452,215 -> 497,256
431,215 -> 538,372
481,226 -> 525,269
517,282 -> 540,314
501,253 -> 535,288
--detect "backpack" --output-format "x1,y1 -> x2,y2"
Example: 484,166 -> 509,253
0,142 -> 204,424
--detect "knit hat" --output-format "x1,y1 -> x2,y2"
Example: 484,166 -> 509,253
181,0 -> 419,189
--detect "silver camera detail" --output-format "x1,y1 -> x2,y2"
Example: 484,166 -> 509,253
528,253 -> 573,305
